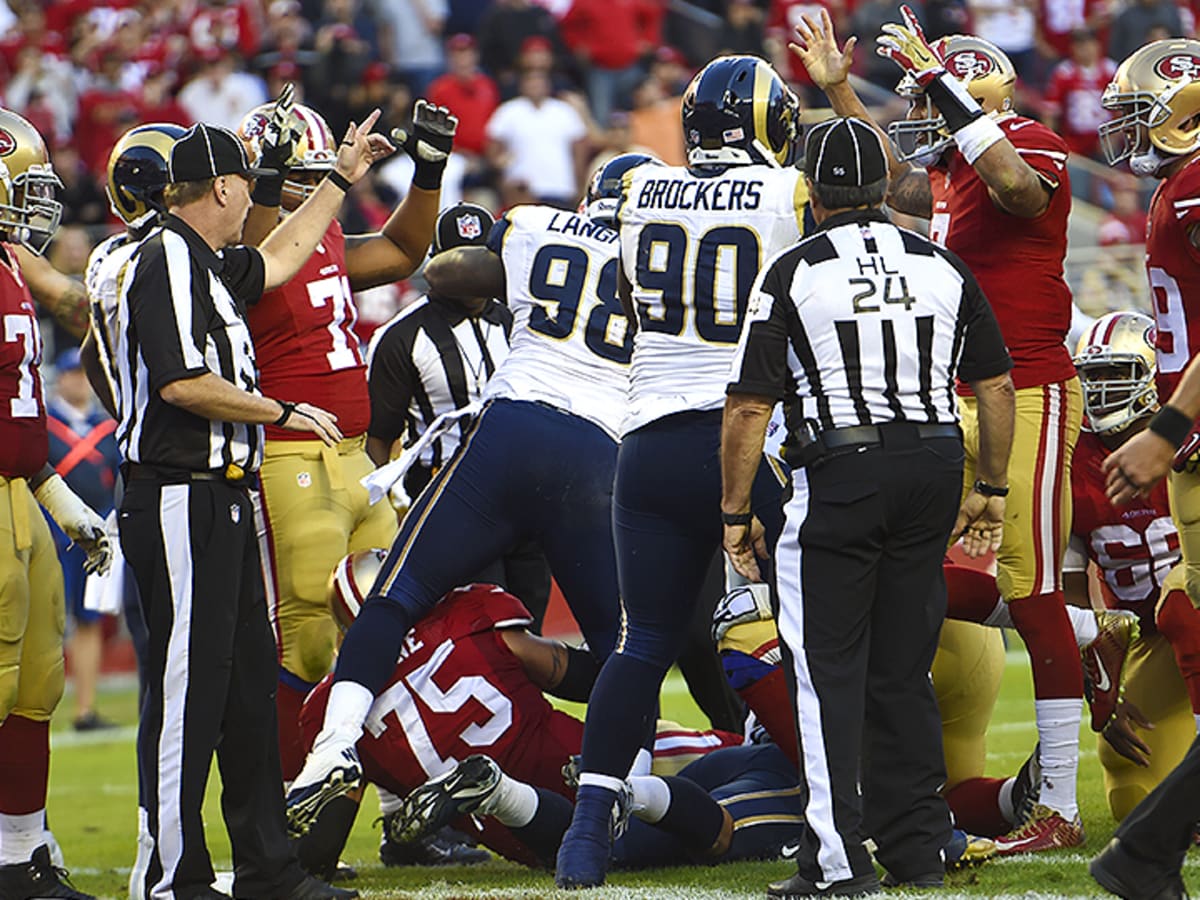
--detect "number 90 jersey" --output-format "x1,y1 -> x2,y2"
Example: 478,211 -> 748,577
618,164 -> 808,434
485,205 -> 631,439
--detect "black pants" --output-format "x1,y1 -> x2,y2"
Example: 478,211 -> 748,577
120,478 -> 304,900
774,432 -> 962,884
1113,733 -> 1200,869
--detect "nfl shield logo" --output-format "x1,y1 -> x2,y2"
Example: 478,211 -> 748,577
230,504 -> 241,524
457,214 -> 482,240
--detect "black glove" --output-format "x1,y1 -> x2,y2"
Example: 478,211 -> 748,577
252,82 -> 303,207
390,100 -> 458,191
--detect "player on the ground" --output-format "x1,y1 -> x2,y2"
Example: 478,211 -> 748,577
0,107 -> 110,900
285,153 -> 662,835
791,9 -> 1085,853
234,88 -> 457,782
557,55 -> 810,887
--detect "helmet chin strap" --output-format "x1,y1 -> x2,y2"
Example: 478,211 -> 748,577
1131,146 -> 1175,177
750,138 -> 782,168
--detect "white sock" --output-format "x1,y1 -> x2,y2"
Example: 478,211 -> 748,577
480,774 -> 539,828
0,810 -> 45,864
627,775 -> 671,823
314,681 -> 374,750
629,747 -> 652,777
1068,607 -> 1099,648
982,598 -> 1013,629
1194,714 -> 1200,734
578,772 -> 626,793
1036,697 -> 1081,819
997,777 -> 1017,824
377,786 -> 403,816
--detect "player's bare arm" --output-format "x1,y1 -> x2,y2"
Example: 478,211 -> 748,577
423,245 -> 506,312
500,628 -> 599,701
975,142 -> 1053,218
16,243 -> 90,338
886,169 -> 935,218
720,392 -> 774,582
79,331 -> 116,417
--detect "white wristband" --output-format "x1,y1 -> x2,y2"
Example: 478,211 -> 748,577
953,115 -> 1005,165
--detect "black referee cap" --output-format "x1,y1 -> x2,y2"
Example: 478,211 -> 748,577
432,203 -> 495,256
168,123 -> 276,184
803,117 -> 888,188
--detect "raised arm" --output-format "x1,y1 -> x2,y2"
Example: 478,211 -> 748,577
16,244 -> 90,338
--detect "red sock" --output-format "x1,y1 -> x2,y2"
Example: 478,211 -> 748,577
0,715 -> 49,814
1009,591 -> 1083,698
944,564 -> 1001,623
944,777 -> 1010,837
1157,589 -> 1200,715
277,675 -> 312,782
738,668 -> 799,770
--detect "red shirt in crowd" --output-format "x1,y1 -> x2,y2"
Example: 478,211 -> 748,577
1037,0 -> 1109,58
1043,56 -> 1117,158
427,72 -> 500,156
560,0 -> 662,70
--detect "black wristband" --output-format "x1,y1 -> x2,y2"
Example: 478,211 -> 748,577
412,157 -> 448,191
924,72 -> 986,134
273,400 -> 296,427
1149,404 -> 1195,449
973,479 -> 1009,498
327,170 -> 353,193
550,645 -> 601,703
251,175 -> 284,208
722,511 -> 753,526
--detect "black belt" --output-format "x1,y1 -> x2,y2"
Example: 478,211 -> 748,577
123,462 -> 256,489
789,422 -> 961,468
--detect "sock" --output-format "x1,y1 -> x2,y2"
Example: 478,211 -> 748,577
482,773 -> 540,828
277,671 -> 315,783
653,776 -> 727,855
627,775 -> 671,823
1069,607 -> 1098,648
943,777 -> 1012,837
0,715 -> 49,823
0,811 -> 43,865
377,786 -> 402,816
997,777 -> 1017,823
629,748 -> 653,778
314,681 -> 375,751
944,564 -> 1003,623
1035,697 -> 1082,820
737,668 -> 799,768
1156,589 -> 1200,715
512,788 -> 574,867
1009,592 -> 1084,698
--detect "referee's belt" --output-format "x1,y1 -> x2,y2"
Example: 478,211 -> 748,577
123,462 -> 257,489
790,422 -> 962,468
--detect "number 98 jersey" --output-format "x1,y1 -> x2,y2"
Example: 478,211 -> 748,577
1146,157 -> 1200,400
486,205 -> 632,439
618,164 -> 809,433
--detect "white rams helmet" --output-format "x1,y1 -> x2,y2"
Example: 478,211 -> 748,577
0,108 -> 62,254
1100,39 -> 1200,175
1073,311 -> 1159,436
888,35 -> 1017,164
237,102 -> 337,204
328,549 -> 388,633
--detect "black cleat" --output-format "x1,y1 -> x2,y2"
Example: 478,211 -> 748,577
379,823 -> 491,866
767,871 -> 882,897
284,874 -> 358,899
0,845 -> 96,899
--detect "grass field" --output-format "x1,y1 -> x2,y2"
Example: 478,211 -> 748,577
48,647 -> 1195,899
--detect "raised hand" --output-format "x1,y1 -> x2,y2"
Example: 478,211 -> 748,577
391,99 -> 458,165
257,82 -> 303,172
790,8 -> 856,90
876,3 -> 945,87
334,108 -> 386,184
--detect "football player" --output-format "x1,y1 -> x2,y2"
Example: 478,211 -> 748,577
556,55 -> 808,887
285,153 -> 661,834
0,108 -> 110,900
792,8 -> 1085,852
234,89 -> 457,782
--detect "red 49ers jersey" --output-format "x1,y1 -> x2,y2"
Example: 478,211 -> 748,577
300,584 -> 583,803
929,115 -> 1076,392
247,219 -> 371,441
0,245 -> 47,478
1145,156 -> 1200,400
1070,430 -> 1180,625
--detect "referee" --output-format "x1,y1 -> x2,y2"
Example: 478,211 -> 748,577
113,119 -> 382,900
721,117 -> 1015,897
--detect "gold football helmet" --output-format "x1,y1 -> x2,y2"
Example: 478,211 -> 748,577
106,123 -> 187,227
327,548 -> 387,633
1073,311 -> 1158,436
237,102 -> 337,205
888,35 -> 1017,164
1099,39 -> 1200,175
0,108 -> 62,254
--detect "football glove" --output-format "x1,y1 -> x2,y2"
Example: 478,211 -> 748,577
876,5 -> 945,88
34,473 -> 112,575
712,583 -> 774,643
252,82 -> 304,206
1173,427 -> 1200,474
391,100 -> 458,190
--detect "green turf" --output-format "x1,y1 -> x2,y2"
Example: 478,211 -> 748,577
47,648 -> 1187,899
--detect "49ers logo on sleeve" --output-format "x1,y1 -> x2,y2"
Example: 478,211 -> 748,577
1154,54 -> 1200,80
946,50 -> 995,81
0,129 -> 17,156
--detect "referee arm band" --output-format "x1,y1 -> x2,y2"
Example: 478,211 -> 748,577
1149,404 -> 1195,448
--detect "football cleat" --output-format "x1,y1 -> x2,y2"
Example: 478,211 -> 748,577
944,828 -> 996,871
993,804 -> 1084,856
285,744 -> 363,837
1082,610 -> 1140,731
378,821 -> 490,867
1010,742 -> 1041,826
767,871 -> 882,897
562,754 -> 581,791
392,755 -> 502,843
0,845 -> 95,899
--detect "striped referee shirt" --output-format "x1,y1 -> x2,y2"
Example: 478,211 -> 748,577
366,295 -> 512,471
729,209 -> 1011,464
111,214 -> 267,472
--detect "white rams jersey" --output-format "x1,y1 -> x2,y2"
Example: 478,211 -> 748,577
618,164 -> 808,433
85,228 -> 145,407
485,204 -> 631,438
